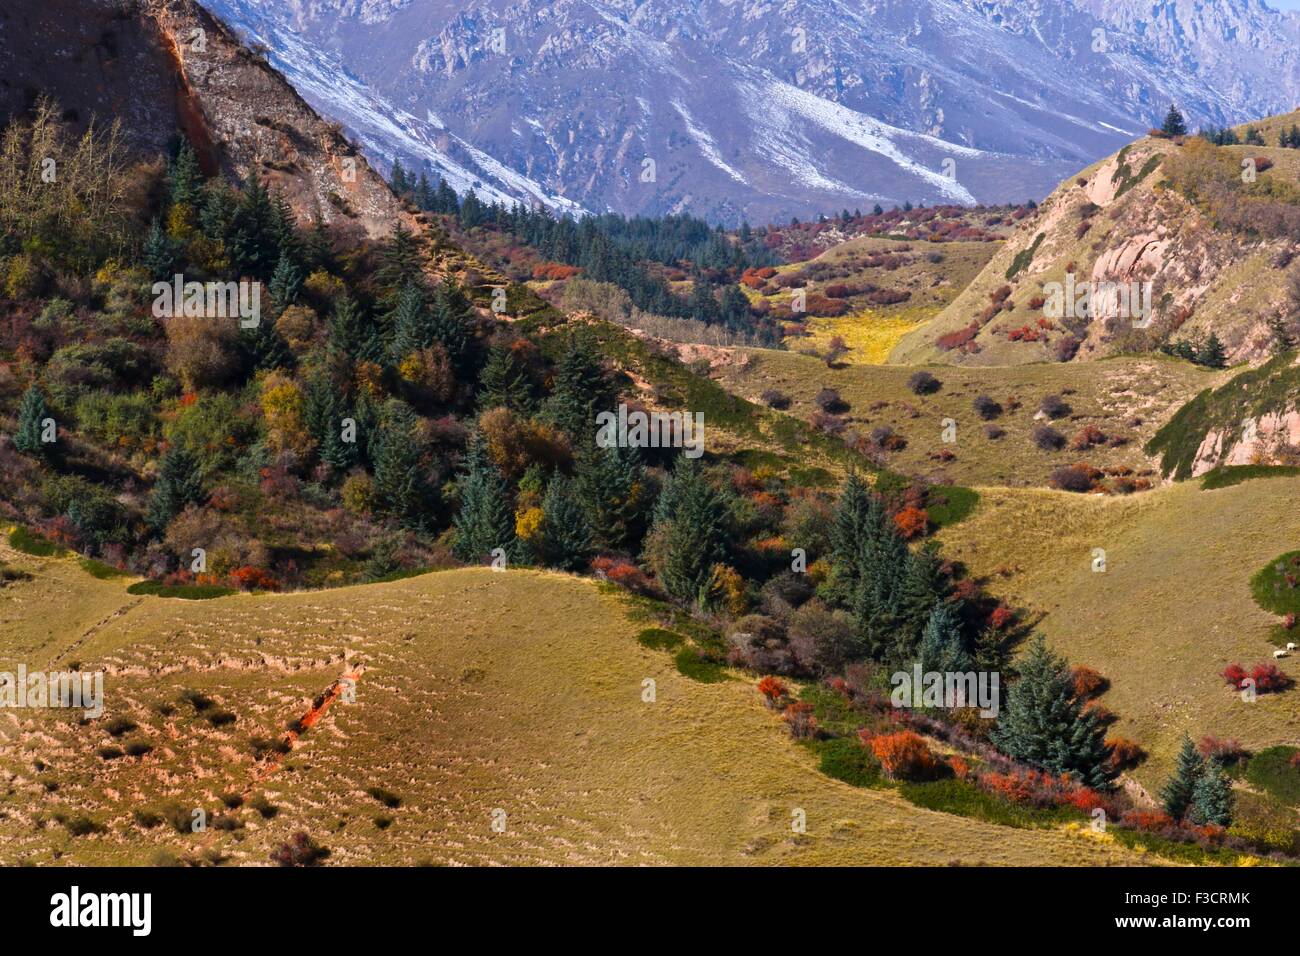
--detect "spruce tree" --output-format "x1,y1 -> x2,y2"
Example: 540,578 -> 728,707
1196,332 -> 1227,369
917,598 -> 971,674
328,295 -> 381,364
477,344 -> 537,413
14,384 -> 50,456
143,219 -> 177,282
147,446 -> 204,532
386,282 -> 433,362
428,279 -> 478,376
1189,760 -> 1234,827
1161,104 -> 1187,137
371,400 -> 423,525
229,175 -> 277,279
1160,735 -> 1205,820
991,635 -> 1116,789
852,511 -> 912,660
374,226 -> 426,310
539,474 -> 593,571
268,252 -> 302,312
575,439 -> 647,552
895,543 -> 950,657
452,432 -> 516,562
168,143 -> 204,209
652,458 -> 730,605
542,332 -> 613,438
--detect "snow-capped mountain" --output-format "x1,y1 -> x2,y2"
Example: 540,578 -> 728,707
199,0 -> 1300,223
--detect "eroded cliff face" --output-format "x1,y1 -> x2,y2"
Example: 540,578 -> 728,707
0,0 -> 408,238
1192,409 -> 1300,476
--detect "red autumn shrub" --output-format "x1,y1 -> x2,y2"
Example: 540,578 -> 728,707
1070,425 -> 1106,450
1198,735 -> 1247,764
936,323 -> 979,351
757,676 -> 789,708
1251,663 -> 1292,693
531,262 -> 580,281
1106,737 -> 1145,771
988,605 -> 1014,630
1122,809 -> 1175,831
229,566 -> 279,591
867,730 -> 939,780
1070,665 -> 1107,699
893,506 -> 929,540
783,702 -> 818,740
1222,663 -> 1248,688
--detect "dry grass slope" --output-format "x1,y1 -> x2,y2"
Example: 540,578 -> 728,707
0,546 -> 1154,866
938,477 -> 1300,792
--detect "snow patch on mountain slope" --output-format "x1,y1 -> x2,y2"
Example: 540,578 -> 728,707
212,4 -> 586,215
741,75 -> 981,203
673,101 -> 749,185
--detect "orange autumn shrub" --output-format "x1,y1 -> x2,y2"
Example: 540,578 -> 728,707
1106,737 -> 1145,771
867,730 -> 938,780
757,676 -> 789,708
893,506 -> 929,540
1070,665 -> 1107,699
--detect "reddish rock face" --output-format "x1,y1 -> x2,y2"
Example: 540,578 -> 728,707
0,0 -> 410,239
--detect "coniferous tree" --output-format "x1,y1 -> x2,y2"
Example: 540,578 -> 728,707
916,598 -> 971,674
229,175 -> 277,279
991,635 -> 1116,789
1197,332 -> 1227,369
143,219 -> 177,281
199,181 -> 237,246
147,446 -> 204,532
830,472 -> 876,594
1267,312 -> 1296,354
852,510 -> 912,659
268,252 -> 302,312
168,143 -> 204,209
14,384 -> 50,456
575,439 -> 648,552
374,226 -> 425,309
1160,735 -> 1206,820
328,295 -> 380,365
542,332 -> 613,438
1161,104 -> 1187,137
477,344 -> 537,413
303,216 -> 333,274
1190,760 -> 1234,827
452,432 -> 516,562
386,281 -> 433,362
390,158 -> 409,196
371,400 -> 423,525
652,458 -> 730,605
895,543 -> 950,655
539,474 -> 593,571
428,279 -> 479,377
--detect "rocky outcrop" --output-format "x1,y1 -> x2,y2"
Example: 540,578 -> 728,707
0,0 -> 408,238
1191,409 -> 1300,476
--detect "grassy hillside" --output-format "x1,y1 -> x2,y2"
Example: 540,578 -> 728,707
714,348 -> 1217,487
937,477 -> 1300,792
0,547 -> 1154,866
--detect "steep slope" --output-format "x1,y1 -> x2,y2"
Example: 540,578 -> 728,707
892,115 -> 1300,366
0,0 -> 407,237
200,0 -> 1300,223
